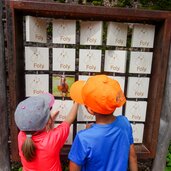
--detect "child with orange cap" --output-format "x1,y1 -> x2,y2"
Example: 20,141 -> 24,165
14,93 -> 78,171
68,75 -> 138,171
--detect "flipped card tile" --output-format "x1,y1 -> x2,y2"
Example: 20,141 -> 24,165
25,16 -> 47,43
107,22 -> 128,46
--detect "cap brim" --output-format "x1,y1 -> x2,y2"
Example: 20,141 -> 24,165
70,80 -> 85,104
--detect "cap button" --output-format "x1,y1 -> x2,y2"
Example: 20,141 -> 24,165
103,77 -> 108,83
21,106 -> 26,109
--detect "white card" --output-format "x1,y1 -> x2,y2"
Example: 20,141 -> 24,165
25,74 -> 49,96
65,125 -> 73,145
107,22 -> 128,46
80,21 -> 103,45
79,49 -> 101,72
51,100 -> 73,121
131,123 -> 144,143
77,105 -> 95,121
129,52 -> 153,74
78,75 -> 91,81
53,48 -> 75,71
25,47 -> 49,70
77,124 -> 86,133
53,19 -> 76,44
113,107 -> 123,116
109,76 -> 125,92
131,24 -> 155,48
104,50 -> 127,73
125,101 -> 147,122
127,77 -> 150,98
25,16 -> 47,43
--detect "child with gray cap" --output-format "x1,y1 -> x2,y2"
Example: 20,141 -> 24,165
14,93 -> 78,171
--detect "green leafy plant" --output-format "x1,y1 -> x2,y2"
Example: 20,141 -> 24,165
165,142 -> 171,171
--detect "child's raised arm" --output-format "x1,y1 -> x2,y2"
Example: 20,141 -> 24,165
65,102 -> 79,125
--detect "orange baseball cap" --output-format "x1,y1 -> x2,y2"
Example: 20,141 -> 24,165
70,75 -> 126,114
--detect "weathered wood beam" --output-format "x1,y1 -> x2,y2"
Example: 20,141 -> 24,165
0,0 -> 11,170
152,19 -> 171,171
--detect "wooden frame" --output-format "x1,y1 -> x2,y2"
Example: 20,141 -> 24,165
0,1 -> 10,169
7,0 -> 171,161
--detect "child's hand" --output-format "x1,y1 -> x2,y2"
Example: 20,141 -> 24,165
86,123 -> 93,129
51,110 -> 59,121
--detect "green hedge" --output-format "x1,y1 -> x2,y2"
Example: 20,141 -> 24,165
165,142 -> 171,171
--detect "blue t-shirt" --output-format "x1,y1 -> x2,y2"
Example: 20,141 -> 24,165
68,115 -> 133,171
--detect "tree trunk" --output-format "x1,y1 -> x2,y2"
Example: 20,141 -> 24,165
0,1 -> 11,171
152,45 -> 171,171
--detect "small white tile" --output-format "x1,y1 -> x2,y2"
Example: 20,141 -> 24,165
77,124 -> 87,133
79,49 -> 102,72
104,50 -> 127,73
131,24 -> 155,48
25,74 -> 49,96
77,105 -> 95,121
51,100 -> 73,121
53,19 -> 76,44
113,107 -> 123,116
53,48 -> 75,71
107,22 -> 128,46
129,51 -> 153,74
25,47 -> 49,70
131,123 -> 144,143
80,21 -> 103,45
125,101 -> 147,122
25,16 -> 47,43
127,77 -> 150,98
78,75 -> 91,81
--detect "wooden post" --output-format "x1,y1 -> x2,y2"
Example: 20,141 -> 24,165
152,19 -> 171,171
0,0 -> 11,170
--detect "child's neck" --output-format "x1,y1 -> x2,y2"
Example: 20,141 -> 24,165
95,114 -> 116,125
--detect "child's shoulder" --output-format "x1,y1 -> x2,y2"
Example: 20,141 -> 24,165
116,115 -> 131,126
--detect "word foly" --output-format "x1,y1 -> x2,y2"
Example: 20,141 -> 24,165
136,66 -> 147,72
135,91 -> 144,97
33,63 -> 44,69
86,65 -> 96,71
33,89 -> 45,95
139,40 -> 150,47
60,35 -> 71,43
60,64 -> 71,70
35,34 -> 44,42
87,37 -> 97,44
110,65 -> 120,71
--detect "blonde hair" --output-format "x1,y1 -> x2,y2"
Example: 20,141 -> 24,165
22,135 -> 36,161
